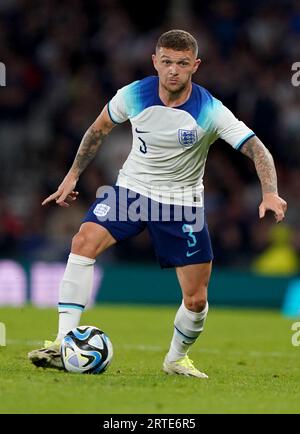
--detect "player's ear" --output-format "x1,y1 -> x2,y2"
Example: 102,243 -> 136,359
193,58 -> 201,73
152,54 -> 158,72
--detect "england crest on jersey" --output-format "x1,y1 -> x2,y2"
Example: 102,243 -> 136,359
178,129 -> 198,147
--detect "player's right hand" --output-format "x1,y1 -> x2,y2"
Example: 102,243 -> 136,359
42,176 -> 79,208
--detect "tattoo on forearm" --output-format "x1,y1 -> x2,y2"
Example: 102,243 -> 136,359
240,136 -> 278,195
71,126 -> 106,177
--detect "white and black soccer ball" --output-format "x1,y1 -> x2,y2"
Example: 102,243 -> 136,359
61,326 -> 113,374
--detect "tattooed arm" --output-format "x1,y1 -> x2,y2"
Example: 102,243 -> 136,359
42,105 -> 116,207
240,136 -> 287,222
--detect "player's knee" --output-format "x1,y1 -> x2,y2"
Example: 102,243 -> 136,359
71,232 -> 97,258
184,294 -> 207,313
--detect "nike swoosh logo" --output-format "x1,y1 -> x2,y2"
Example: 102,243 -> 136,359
135,128 -> 150,134
186,249 -> 201,257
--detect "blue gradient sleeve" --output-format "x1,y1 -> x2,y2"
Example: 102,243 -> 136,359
108,80 -> 141,123
198,96 -> 255,149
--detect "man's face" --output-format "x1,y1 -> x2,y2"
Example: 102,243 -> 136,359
152,47 -> 201,94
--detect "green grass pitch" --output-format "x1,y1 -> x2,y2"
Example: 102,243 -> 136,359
0,304 -> 299,414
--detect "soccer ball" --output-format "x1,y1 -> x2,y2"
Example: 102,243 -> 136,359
60,326 -> 113,374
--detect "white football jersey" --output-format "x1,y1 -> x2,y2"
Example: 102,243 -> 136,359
108,76 -> 255,207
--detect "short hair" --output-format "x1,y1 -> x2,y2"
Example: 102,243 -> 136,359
156,30 -> 198,56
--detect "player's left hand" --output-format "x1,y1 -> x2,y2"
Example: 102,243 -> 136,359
259,193 -> 287,223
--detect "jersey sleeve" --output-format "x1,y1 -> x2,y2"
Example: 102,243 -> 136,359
210,98 -> 255,150
107,80 -> 141,124
107,88 -> 129,124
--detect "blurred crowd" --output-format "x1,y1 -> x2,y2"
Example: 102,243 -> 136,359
0,0 -> 300,273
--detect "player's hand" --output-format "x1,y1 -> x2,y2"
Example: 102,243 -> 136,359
259,193 -> 287,223
42,175 -> 79,208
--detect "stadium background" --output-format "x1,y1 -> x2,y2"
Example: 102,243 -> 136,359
0,0 -> 299,310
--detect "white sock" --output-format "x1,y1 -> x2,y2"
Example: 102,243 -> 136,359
166,301 -> 209,362
56,253 -> 95,341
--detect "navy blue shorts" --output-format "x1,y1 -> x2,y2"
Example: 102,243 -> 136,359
82,186 -> 213,268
